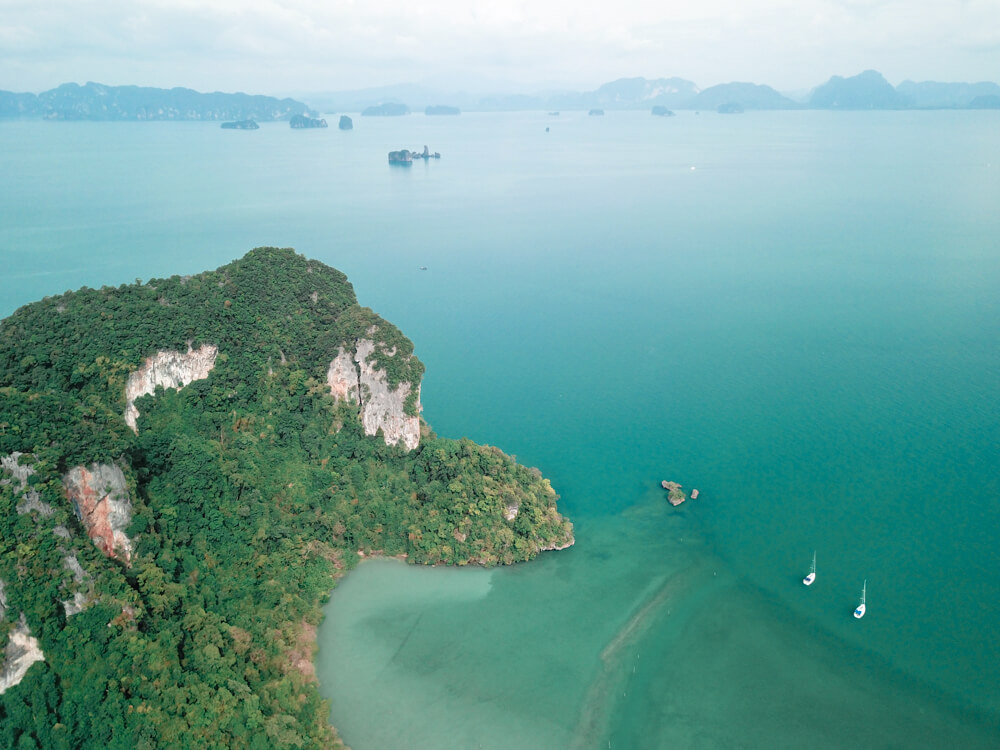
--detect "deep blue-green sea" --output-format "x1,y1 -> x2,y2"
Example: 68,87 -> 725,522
2,110 -> 999,748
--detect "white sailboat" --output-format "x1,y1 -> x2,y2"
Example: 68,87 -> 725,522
802,551 -> 816,586
853,579 -> 867,619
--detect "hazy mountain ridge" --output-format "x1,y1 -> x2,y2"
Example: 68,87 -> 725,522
0,81 -> 317,121
808,70 -> 911,109
896,79 -> 1000,108
690,82 -> 799,110
300,71 -> 998,113
3,72 -> 998,120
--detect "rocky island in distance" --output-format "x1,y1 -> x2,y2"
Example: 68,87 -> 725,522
221,119 -> 259,129
290,114 -> 328,128
389,145 -> 441,164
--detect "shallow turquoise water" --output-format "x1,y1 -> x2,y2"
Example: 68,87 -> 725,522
2,110 -> 999,747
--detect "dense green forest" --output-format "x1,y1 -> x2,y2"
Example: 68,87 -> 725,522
0,248 -> 572,749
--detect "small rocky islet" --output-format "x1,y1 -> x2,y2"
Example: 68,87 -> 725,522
388,145 -> 441,165
661,480 -> 699,506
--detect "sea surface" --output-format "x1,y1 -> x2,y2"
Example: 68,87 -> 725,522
2,109 -> 999,748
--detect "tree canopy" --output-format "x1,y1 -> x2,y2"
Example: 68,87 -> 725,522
0,248 -> 572,749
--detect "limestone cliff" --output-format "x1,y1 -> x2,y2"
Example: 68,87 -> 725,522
326,339 -> 422,451
124,344 -> 218,432
0,585 -> 45,696
63,463 -> 133,562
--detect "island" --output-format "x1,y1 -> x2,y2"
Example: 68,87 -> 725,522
290,114 -> 328,128
0,248 -> 572,748
361,102 -> 409,116
389,145 -> 441,165
425,105 -> 460,116
220,119 -> 259,129
651,105 -> 675,116
662,480 -> 688,506
717,101 -> 745,114
589,108 -> 605,116
338,115 -> 353,130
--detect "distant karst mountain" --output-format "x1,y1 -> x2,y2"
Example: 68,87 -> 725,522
896,80 -> 1000,108
0,82 -> 316,121
689,82 -> 799,110
808,70 -> 911,110
583,77 -> 700,109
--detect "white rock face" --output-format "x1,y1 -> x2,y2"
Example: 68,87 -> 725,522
0,452 -> 31,487
60,555 -> 92,617
0,614 -> 44,695
326,339 -> 421,451
327,348 -> 359,403
62,591 -> 89,618
63,463 -> 133,562
124,344 -> 218,432
1,452 -> 54,516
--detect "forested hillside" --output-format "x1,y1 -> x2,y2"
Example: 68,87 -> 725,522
0,248 -> 572,749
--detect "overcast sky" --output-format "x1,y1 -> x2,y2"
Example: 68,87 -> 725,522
2,0 -> 998,96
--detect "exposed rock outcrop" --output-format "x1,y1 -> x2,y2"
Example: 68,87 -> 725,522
1,451 -> 31,487
0,611 -> 45,695
124,344 -> 218,432
63,463 -> 133,562
326,339 -> 421,451
61,554 -> 93,617
662,480 -> 687,506
1,452 -> 54,516
541,535 -> 575,552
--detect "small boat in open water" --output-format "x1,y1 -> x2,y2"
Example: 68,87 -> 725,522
854,579 -> 867,619
803,551 -> 816,586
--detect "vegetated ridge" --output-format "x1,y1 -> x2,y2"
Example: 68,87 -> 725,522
0,247 -> 573,749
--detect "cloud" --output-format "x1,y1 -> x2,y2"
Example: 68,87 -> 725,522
0,0 -> 997,93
